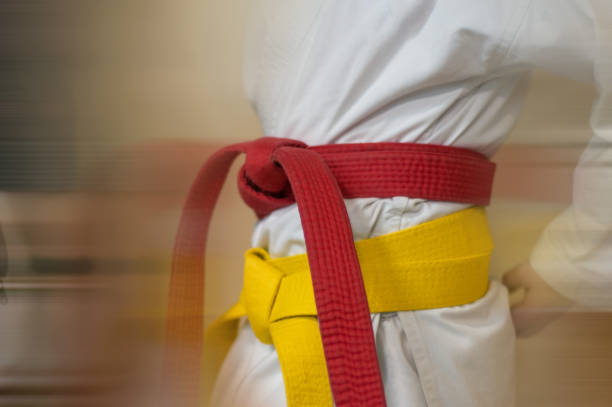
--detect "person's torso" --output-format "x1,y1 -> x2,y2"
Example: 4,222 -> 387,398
244,0 -> 532,257
244,0 -> 532,157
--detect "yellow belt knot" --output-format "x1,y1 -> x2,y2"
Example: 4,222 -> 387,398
242,248 -> 284,344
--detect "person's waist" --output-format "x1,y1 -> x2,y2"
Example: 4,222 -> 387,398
252,197 -> 472,258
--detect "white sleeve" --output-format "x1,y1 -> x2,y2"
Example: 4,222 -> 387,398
505,0 -> 612,309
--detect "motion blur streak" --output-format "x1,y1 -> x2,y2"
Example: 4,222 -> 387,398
0,1 -> 610,406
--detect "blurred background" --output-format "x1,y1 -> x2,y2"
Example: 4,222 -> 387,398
0,1 -> 610,406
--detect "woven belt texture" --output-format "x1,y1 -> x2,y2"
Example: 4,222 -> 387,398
204,207 -> 493,406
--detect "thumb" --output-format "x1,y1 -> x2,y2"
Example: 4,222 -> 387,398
502,263 -> 530,291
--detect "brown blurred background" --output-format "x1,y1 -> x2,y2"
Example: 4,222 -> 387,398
0,1 -> 610,406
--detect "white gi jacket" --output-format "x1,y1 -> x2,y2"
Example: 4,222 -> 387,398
211,1 -> 612,406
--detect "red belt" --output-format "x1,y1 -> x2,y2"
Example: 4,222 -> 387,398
162,137 -> 495,406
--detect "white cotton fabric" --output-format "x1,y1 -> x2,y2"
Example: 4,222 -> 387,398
211,1 -> 612,406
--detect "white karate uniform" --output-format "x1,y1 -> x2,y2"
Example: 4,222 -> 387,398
211,1 -> 612,406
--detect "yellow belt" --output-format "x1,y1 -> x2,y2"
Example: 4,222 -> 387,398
203,207 -> 493,406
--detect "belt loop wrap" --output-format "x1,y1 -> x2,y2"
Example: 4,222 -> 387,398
243,137 -> 306,194
242,248 -> 284,344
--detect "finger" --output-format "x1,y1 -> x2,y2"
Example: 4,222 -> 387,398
510,287 -> 569,337
511,290 -> 544,337
502,264 -> 527,290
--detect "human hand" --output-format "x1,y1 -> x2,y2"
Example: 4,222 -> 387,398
502,262 -> 573,337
